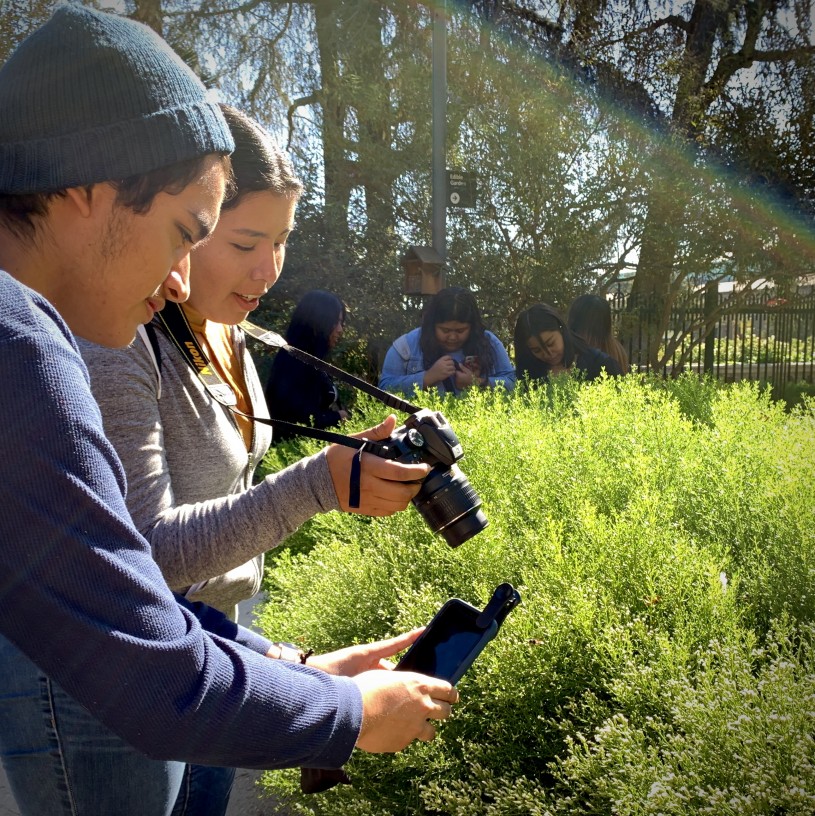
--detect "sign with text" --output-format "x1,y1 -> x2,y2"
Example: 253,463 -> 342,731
446,170 -> 478,208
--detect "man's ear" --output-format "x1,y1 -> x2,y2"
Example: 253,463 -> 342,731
63,185 -> 96,218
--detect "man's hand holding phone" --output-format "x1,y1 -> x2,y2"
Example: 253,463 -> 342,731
352,669 -> 459,752
299,629 -> 457,752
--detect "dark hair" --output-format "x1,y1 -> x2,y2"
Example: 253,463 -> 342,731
285,290 -> 347,360
0,153 -> 232,240
568,294 -> 611,341
567,294 -> 630,374
419,286 -> 496,373
218,105 -> 303,211
514,302 -> 587,380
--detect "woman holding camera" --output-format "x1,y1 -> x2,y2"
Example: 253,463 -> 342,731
76,103 -> 436,815
514,302 -> 623,383
379,286 -> 516,398
80,105 -> 428,619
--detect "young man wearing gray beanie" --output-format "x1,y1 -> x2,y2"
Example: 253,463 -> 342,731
0,7 -> 457,816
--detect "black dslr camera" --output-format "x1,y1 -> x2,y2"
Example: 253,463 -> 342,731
234,323 -> 488,547
371,409 -> 487,548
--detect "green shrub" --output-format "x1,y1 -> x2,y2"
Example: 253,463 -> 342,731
255,374 -> 815,814
776,380 -> 815,411
546,618 -> 815,815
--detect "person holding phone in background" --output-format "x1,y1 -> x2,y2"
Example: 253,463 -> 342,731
0,9 -> 458,816
379,286 -> 516,397
514,302 -> 623,383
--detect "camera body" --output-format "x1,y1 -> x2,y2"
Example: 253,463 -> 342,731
371,409 -> 487,547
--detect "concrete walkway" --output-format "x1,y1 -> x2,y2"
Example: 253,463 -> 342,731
0,595 -> 285,815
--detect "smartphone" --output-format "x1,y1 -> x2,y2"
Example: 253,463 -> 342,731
396,584 -> 521,685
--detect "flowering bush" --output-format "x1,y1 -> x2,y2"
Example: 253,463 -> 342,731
256,374 -> 815,815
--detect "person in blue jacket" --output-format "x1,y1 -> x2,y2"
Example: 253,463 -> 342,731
266,289 -> 350,441
0,8 -> 457,816
379,286 -> 516,397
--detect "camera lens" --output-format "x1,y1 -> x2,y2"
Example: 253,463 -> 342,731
412,464 -> 488,548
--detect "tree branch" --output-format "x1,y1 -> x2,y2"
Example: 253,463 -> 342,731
164,0 -> 303,19
596,13 -> 690,50
287,92 -> 319,150
708,44 -> 815,99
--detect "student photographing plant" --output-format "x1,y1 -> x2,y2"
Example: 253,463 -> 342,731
75,104 -> 449,812
514,302 -> 623,383
379,286 -> 516,397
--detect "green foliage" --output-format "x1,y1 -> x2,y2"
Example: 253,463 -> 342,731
547,619 -> 815,815
714,330 -> 815,365
255,375 -> 815,813
776,380 -> 815,412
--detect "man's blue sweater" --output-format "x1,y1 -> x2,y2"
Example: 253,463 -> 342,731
0,270 -> 362,769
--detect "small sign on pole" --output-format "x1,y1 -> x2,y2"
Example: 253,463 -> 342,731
446,170 -> 478,208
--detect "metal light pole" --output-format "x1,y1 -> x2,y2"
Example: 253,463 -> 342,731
431,0 -> 447,269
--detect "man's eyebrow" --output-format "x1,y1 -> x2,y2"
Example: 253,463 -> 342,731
190,210 -> 217,243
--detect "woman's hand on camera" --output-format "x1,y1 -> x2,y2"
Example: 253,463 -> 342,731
352,669 -> 459,753
306,628 -> 424,675
325,414 -> 430,516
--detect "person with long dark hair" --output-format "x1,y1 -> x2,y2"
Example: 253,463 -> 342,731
514,302 -> 623,383
567,293 -> 630,374
379,286 -> 515,397
265,289 -> 350,440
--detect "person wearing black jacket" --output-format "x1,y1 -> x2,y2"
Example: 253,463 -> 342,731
514,302 -> 623,383
266,290 -> 349,440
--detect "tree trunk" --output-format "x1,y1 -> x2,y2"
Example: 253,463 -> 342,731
132,0 -> 164,35
625,0 -> 728,369
314,0 -> 352,248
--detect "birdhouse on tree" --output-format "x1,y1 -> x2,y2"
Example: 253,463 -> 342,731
401,245 -> 444,296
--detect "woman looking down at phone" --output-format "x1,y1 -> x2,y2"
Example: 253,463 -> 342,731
514,302 -> 623,383
379,286 -> 515,398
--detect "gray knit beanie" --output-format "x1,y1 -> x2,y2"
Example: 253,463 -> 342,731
0,5 -> 234,194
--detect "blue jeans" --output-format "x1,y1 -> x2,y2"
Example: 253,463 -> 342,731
0,634 -> 234,816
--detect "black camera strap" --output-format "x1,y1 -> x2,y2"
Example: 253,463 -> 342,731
155,301 -> 238,407
154,303 -> 422,505
239,319 -> 422,416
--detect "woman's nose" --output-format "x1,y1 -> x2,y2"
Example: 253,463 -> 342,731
251,246 -> 284,283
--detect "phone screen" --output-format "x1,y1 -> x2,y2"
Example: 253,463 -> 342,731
396,600 -> 491,682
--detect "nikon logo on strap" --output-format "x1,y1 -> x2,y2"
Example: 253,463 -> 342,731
156,304 -> 237,407
184,341 -> 211,374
